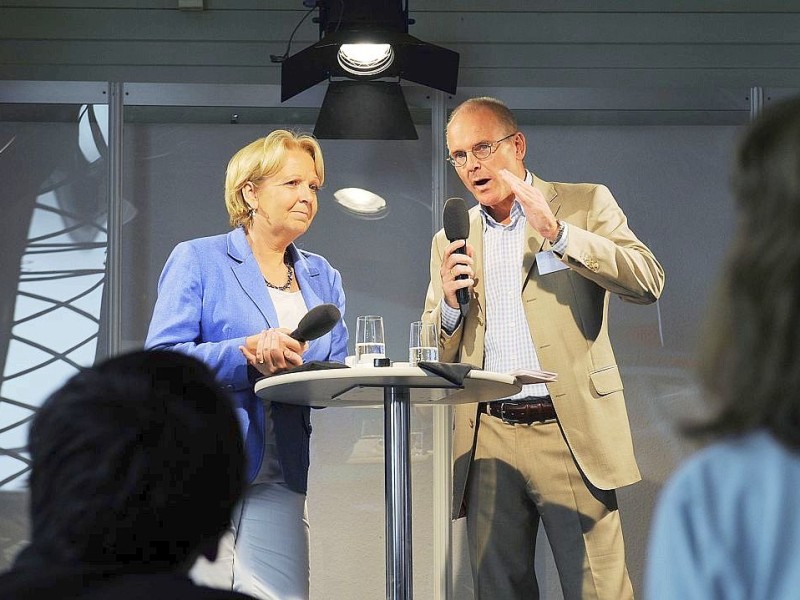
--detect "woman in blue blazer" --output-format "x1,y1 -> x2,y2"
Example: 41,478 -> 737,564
145,130 -> 347,600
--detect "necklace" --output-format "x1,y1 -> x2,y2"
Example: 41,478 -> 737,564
264,262 -> 294,291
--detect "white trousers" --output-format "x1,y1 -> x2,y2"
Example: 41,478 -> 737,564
191,483 -> 310,600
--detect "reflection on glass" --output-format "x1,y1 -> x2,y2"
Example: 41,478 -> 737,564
334,187 -> 389,219
0,104 -> 109,490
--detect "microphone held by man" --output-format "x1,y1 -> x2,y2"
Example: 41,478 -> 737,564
442,197 -> 473,318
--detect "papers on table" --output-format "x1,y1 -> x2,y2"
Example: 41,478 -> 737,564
509,368 -> 558,384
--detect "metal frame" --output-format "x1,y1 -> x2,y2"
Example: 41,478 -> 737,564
105,82 -> 124,358
430,90 -> 453,600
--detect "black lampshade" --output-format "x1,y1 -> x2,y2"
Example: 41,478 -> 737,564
313,80 -> 417,140
280,0 -> 457,140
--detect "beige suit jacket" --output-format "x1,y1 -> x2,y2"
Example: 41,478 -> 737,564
423,174 -> 665,519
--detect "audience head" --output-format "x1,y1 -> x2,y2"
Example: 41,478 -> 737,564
26,349 -> 245,571
699,96 -> 800,448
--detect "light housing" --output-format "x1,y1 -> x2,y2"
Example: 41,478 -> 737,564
313,80 -> 417,140
280,0 -> 459,139
281,28 -> 460,102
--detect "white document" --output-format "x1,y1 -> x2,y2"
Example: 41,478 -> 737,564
509,368 -> 558,384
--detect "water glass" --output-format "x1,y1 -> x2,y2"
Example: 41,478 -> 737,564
355,315 -> 386,364
409,320 -> 439,365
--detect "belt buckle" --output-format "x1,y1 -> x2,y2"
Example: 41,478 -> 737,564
498,401 -> 520,424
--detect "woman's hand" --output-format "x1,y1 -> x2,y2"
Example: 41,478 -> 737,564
240,328 -> 308,376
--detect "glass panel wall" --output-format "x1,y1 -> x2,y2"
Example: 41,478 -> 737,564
1,81 -> 776,600
0,91 -> 109,566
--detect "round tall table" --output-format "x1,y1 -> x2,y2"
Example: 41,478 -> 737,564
255,364 -> 521,600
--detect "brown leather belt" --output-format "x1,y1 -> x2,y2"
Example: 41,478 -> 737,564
481,396 -> 556,425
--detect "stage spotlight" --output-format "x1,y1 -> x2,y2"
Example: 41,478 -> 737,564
277,0 -> 459,139
337,44 -> 394,76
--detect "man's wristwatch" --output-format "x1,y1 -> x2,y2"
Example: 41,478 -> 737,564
553,220 -> 566,245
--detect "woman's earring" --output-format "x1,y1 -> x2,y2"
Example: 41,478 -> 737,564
243,188 -> 257,220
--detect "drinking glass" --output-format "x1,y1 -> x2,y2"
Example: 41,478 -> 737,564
355,315 -> 386,364
408,320 -> 438,365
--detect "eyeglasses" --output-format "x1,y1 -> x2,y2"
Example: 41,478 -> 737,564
446,133 -> 517,167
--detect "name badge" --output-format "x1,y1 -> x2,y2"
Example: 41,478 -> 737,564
536,250 -> 569,275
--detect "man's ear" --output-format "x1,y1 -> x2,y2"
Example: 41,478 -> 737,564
514,131 -> 527,162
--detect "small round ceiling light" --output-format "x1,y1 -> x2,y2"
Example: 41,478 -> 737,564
334,187 -> 388,218
337,43 -> 394,77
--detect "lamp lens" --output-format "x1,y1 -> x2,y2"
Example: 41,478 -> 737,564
337,44 -> 394,76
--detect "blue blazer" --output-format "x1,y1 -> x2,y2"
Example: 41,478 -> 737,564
145,227 -> 348,492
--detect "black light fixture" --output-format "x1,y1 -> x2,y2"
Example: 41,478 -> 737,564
313,80 -> 416,139
278,0 -> 459,140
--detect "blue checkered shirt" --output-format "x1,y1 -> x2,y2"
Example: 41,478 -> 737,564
441,175 -> 567,399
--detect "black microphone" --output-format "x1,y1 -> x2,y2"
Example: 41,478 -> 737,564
289,303 -> 341,343
442,197 -> 471,318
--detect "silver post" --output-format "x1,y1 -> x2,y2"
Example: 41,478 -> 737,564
384,385 -> 413,600
430,89 -> 453,600
749,86 -> 764,120
105,81 -> 124,358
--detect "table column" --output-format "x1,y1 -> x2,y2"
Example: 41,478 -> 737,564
384,385 -> 412,600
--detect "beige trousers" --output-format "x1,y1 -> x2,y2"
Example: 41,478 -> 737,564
466,412 -> 634,600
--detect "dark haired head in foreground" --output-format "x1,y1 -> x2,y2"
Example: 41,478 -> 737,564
695,95 -> 800,448
0,350 -> 254,599
646,96 -> 800,599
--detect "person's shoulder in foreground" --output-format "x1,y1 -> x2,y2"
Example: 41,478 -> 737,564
646,430 -> 800,600
0,562 -> 256,600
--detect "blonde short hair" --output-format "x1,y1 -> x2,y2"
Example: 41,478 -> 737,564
224,130 -> 325,229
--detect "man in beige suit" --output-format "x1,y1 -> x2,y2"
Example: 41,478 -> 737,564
423,97 -> 664,599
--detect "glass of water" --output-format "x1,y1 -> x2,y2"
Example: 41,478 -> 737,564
409,320 -> 439,365
355,315 -> 386,364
